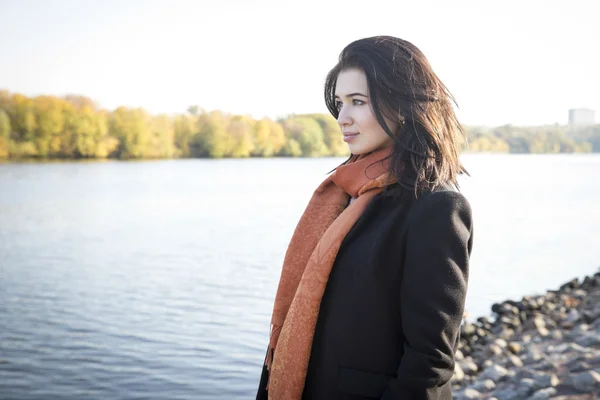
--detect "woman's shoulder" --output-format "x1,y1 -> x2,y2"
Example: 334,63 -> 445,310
416,184 -> 471,211
408,186 -> 473,239
379,182 -> 472,224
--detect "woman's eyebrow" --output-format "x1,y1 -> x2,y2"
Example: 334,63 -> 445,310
334,92 -> 368,99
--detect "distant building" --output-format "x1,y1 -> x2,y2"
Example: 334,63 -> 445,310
568,108 -> 596,126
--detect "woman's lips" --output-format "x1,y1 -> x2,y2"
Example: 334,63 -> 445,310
343,132 -> 358,142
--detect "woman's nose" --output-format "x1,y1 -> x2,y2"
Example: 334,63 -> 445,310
337,106 -> 352,127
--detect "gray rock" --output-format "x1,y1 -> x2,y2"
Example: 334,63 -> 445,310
568,342 -> 589,353
506,354 -> 524,368
507,341 -> 523,354
515,378 -> 536,398
533,373 -> 559,389
537,326 -> 550,337
500,303 -> 519,315
491,325 -> 515,340
551,343 -> 570,353
565,308 -> 581,324
524,347 -> 545,364
453,362 -> 465,381
491,387 -> 519,400
532,315 -> 547,330
575,332 -> 600,347
519,378 -> 536,389
488,344 -> 503,356
462,322 -> 477,336
458,388 -> 482,399
500,315 -> 521,329
518,370 -> 560,388
571,370 -> 600,392
567,360 -> 591,373
530,359 -> 559,372
544,317 -> 558,329
588,354 -> 600,367
550,310 -> 565,323
591,317 -> 600,331
527,387 -> 557,400
480,364 -> 509,381
455,349 -> 465,361
551,329 -> 564,340
459,358 -> 479,375
470,379 -> 496,392
582,308 -> 600,323
573,323 -> 590,334
559,278 -> 579,291
493,338 -> 508,348
500,328 -> 515,340
517,368 -> 538,380
572,289 -> 588,299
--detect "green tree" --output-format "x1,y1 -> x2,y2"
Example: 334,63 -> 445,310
0,109 -> 10,158
281,138 -> 302,157
33,96 -> 68,157
187,105 -> 200,116
147,114 -> 175,158
269,120 -> 286,156
228,115 -> 255,158
109,107 -> 150,159
62,104 -> 115,158
282,116 -> 328,157
194,110 -> 230,158
308,114 -> 348,156
11,94 -> 37,144
173,114 -> 196,157
252,118 -> 274,157
251,118 -> 286,157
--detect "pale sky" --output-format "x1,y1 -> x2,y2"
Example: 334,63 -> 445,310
1,0 -> 598,126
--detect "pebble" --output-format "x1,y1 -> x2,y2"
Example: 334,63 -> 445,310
571,370 -> 600,392
454,270 -> 600,398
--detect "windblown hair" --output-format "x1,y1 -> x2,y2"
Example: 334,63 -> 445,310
325,36 -> 468,200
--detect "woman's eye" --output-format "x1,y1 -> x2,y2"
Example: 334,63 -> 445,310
336,99 -> 364,111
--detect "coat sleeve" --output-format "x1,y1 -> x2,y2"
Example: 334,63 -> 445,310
381,191 -> 473,400
255,348 -> 269,400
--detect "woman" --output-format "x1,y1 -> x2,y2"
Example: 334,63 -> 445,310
256,36 -> 474,400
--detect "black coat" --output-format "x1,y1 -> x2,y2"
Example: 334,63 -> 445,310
257,184 -> 474,400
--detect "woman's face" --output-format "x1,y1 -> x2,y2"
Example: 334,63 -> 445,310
334,68 -> 397,155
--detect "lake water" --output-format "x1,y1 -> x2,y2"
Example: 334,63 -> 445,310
1,154 -> 599,399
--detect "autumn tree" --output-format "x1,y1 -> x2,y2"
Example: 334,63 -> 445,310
228,115 -> 255,158
282,116 -> 328,157
109,107 -> 150,159
0,109 -> 10,158
307,113 -> 348,156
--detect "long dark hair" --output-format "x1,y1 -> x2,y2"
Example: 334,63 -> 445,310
325,36 -> 468,200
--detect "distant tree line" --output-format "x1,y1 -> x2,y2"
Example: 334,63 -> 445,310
0,90 -> 598,160
466,124 -> 599,154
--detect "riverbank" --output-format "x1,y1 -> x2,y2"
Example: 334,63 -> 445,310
452,269 -> 600,399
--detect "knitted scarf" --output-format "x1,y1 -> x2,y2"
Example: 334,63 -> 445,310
264,147 -> 394,399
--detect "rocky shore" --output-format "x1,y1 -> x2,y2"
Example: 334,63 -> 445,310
452,269 -> 600,400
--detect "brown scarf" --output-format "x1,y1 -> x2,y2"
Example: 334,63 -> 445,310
264,147 -> 394,399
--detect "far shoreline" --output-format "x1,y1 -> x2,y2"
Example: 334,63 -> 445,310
1,152 -> 599,165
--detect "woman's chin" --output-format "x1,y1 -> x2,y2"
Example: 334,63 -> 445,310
347,144 -> 366,155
